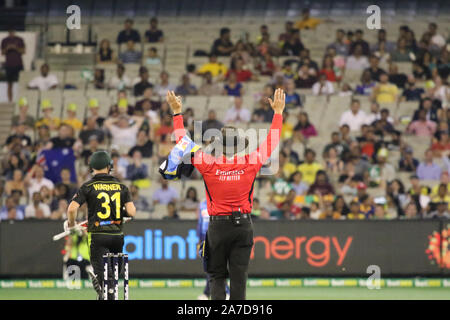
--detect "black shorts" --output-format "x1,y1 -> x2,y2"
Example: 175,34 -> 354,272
5,65 -> 23,82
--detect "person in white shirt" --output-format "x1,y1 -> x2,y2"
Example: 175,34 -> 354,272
25,192 -> 51,219
25,165 -> 54,198
108,64 -> 131,90
27,63 -> 58,91
339,99 -> 368,132
429,23 -> 446,48
104,115 -> 145,152
224,96 -> 251,124
312,73 -> 334,96
345,45 -> 369,71
154,71 -> 176,98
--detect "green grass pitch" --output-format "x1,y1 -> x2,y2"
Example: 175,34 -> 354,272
1,287 -> 450,300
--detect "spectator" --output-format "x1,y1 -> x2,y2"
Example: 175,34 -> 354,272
427,202 -> 450,219
154,71 -> 176,98
294,8 -> 322,30
399,147 -> 420,172
294,112 -> 317,139
198,72 -> 223,96
281,30 -> 304,56
119,40 -> 142,64
400,76 -> 425,102
407,109 -> 437,137
347,201 -> 365,220
0,196 -> 24,220
80,136 -> 99,166
284,79 -> 302,109
345,45 -> 369,71
296,64 -> 317,88
135,87 -> 161,113
27,63 -> 59,91
364,55 -> 386,81
412,98 -> 440,123
298,49 -> 319,72
223,72 -> 243,97
202,110 -> 224,136
323,132 -> 349,159
5,169 -> 26,198
255,52 -> 277,76
339,83 -> 353,97
428,75 -> 449,109
25,192 -> 51,219
134,67 -> 154,97
143,47 -> 162,67
108,64 -> 131,90
175,74 -> 198,96
145,17 -> 164,43
333,196 -> 350,217
1,29 -> 25,101
431,131 -> 450,157
211,27 -> 234,56
368,148 -> 396,188
391,38 -> 412,62
436,51 -> 450,81
62,103 -> 83,131
289,171 -> 309,195
298,149 -> 323,185
197,54 -> 228,78
349,29 -> 370,56
12,97 -> 35,128
428,23 -> 446,48
180,187 -> 199,211
104,116 -> 144,152
92,68 -> 105,89
308,170 -> 335,196
50,198 -> 68,220
417,149 -> 442,180
49,124 -> 76,149
312,73 -> 334,96
153,178 -> 179,205
371,29 -> 396,53
319,55 -> 337,82
126,150 -> 149,188
278,21 -> 294,46
84,98 -> 105,128
117,19 -> 141,44
224,97 -> 251,124
130,185 -> 152,214
324,147 -> 344,175
35,99 -> 60,131
96,39 -> 116,64
402,202 -> 419,219
5,122 -> 32,150
327,29 -> 349,57
79,118 -> 105,145
25,165 -> 54,197
371,73 -> 398,104
128,130 -> 153,158
339,99 -> 368,132
226,58 -> 255,82
163,202 -> 180,220
111,152 -> 127,180
355,70 -> 377,96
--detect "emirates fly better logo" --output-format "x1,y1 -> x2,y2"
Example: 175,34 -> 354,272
426,224 -> 450,268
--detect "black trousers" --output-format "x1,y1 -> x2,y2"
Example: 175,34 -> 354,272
206,219 -> 254,300
89,233 -> 124,292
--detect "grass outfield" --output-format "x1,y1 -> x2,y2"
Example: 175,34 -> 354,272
1,287 -> 450,300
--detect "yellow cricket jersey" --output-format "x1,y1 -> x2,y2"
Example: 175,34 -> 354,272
297,162 -> 323,185
198,62 -> 228,77
294,17 -> 322,30
35,117 -> 61,129
375,84 -> 398,103
62,118 -> 83,131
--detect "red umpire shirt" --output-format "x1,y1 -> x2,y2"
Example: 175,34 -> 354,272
173,113 -> 282,216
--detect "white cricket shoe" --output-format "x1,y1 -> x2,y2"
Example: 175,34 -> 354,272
197,294 -> 209,300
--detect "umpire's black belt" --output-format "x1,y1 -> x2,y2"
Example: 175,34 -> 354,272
210,214 -> 251,221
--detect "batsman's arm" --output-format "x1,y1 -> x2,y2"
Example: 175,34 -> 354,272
67,201 -> 80,228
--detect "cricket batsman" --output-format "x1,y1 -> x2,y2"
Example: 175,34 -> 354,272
64,151 -> 136,299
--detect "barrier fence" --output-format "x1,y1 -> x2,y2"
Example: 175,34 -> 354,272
0,220 -> 448,277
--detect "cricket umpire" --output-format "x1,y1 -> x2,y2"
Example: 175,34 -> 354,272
166,89 -> 285,300
65,151 -> 136,299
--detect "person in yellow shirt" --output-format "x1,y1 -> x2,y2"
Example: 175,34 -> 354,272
62,103 -> 83,131
197,54 -> 228,78
431,172 -> 450,196
35,99 -> 60,131
294,9 -> 322,30
347,201 -> 365,220
372,73 -> 398,104
431,183 -> 450,209
279,151 -> 297,178
297,149 -> 323,185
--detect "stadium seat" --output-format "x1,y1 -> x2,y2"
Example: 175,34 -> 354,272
184,96 -> 208,119
62,90 -> 87,119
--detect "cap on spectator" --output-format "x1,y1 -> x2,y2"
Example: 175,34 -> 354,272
67,103 -> 77,112
89,98 -> 99,108
41,99 -> 52,109
405,147 -> 414,154
118,98 -> 128,109
357,182 -> 367,190
18,97 -> 28,107
377,148 -> 389,158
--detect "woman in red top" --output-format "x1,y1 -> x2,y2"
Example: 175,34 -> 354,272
320,55 -> 337,82
166,89 -> 285,300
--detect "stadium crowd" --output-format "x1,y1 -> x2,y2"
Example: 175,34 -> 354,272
1,11 -> 450,221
